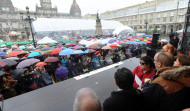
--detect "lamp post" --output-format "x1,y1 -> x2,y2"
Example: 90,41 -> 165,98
20,6 -> 37,48
144,19 -> 148,35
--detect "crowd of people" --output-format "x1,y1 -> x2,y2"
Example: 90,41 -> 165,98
0,42 -> 149,99
73,43 -> 190,111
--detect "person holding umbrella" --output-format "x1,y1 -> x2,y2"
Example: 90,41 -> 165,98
55,62 -> 69,81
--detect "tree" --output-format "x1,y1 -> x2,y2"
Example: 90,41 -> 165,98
153,28 -> 158,33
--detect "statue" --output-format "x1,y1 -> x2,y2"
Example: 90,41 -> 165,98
96,12 -> 101,22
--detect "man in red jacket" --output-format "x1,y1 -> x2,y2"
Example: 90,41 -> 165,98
132,56 -> 155,89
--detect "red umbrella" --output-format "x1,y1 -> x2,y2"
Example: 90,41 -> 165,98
146,41 -> 152,44
0,61 -> 8,67
51,48 -> 62,55
7,51 -> 22,57
35,62 -> 47,67
147,38 -> 152,41
44,57 -> 59,63
110,44 -> 118,48
138,37 -> 144,41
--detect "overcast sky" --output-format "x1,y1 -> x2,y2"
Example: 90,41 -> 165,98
12,0 -> 152,15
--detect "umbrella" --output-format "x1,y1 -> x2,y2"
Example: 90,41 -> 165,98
55,66 -> 69,79
19,46 -> 26,49
126,41 -> 135,45
25,48 -> 34,52
0,70 -> 5,76
98,44 -> 107,48
138,37 -> 144,41
76,46 -> 85,50
6,57 -> 20,60
16,58 -> 40,68
59,49 -> 74,56
28,52 -> 41,58
146,41 -> 152,44
10,68 -> 27,79
57,44 -> 64,48
102,46 -> 111,50
40,48 -> 51,51
135,39 -> 140,42
110,44 -> 118,48
88,44 -> 100,49
7,51 -> 22,57
147,38 -> 152,41
51,48 -> 62,55
140,41 -> 147,45
84,49 -> 90,53
72,50 -> 84,54
0,61 -> 8,67
44,57 -> 59,63
35,62 -> 47,67
108,39 -> 117,44
0,59 -> 17,66
0,52 -> 7,57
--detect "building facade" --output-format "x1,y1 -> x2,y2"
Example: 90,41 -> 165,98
0,0 -> 81,41
100,0 -> 188,34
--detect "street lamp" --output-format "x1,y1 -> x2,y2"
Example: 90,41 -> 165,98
20,6 -> 37,48
144,19 -> 148,35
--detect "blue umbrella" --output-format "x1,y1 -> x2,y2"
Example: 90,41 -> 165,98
108,39 -> 117,44
140,41 -> 147,45
19,46 -> 26,49
134,39 -> 140,42
72,50 -> 84,54
28,52 -> 41,58
0,52 -> 7,57
59,49 -> 74,56
55,66 -> 69,79
84,49 -> 90,53
126,41 -> 135,45
72,37 -> 77,39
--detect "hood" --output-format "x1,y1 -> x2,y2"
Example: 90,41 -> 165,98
160,66 -> 190,87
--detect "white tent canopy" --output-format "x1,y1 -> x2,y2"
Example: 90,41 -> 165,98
112,26 -> 134,35
37,36 -> 58,44
32,18 -> 124,32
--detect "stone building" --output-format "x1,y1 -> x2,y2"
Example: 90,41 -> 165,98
100,0 -> 188,34
0,0 -> 81,41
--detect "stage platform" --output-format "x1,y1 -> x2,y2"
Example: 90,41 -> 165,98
3,57 -> 140,111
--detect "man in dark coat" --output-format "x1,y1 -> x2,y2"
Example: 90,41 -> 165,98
103,68 -> 143,111
142,51 -> 190,111
169,32 -> 179,49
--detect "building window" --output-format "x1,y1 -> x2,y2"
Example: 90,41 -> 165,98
163,13 -> 167,17
140,20 -> 142,24
179,16 -> 183,22
163,18 -> 167,23
149,19 -> 152,24
135,15 -> 137,19
150,14 -> 153,18
157,13 -> 160,18
170,12 -> 174,16
131,21 -> 133,24
157,18 -> 160,23
179,9 -> 184,15
141,15 -> 143,19
131,16 -> 133,20
170,18 -> 173,22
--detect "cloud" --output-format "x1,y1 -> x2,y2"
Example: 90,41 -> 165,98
11,0 -> 152,15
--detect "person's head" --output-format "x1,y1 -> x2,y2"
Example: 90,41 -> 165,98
24,70 -> 29,75
174,55 -> 190,67
162,44 -> 176,55
154,51 -> 174,70
73,88 -> 102,111
140,56 -> 155,71
114,68 -> 134,90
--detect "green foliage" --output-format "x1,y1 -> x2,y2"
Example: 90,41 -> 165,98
153,28 -> 157,33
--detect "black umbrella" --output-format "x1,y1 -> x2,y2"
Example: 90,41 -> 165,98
10,68 -> 27,79
0,59 -> 17,66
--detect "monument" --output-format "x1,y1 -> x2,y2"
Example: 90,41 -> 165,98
95,12 -> 103,35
